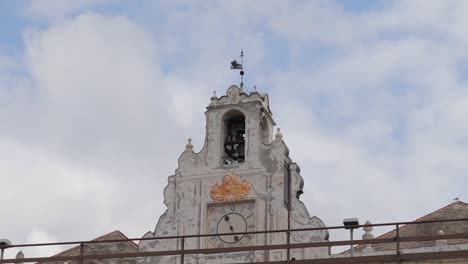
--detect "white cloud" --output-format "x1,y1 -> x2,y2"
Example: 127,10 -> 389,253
1,12 -> 184,247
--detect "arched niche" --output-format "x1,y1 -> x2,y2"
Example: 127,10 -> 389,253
261,115 -> 271,145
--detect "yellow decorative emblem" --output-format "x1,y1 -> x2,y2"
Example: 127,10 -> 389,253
210,173 -> 251,202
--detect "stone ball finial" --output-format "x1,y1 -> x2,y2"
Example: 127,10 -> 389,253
16,251 -> 24,259
275,128 -> 283,140
436,229 -> 447,246
185,138 -> 193,151
362,220 -> 374,240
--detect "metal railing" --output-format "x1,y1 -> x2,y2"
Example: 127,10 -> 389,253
1,218 -> 467,264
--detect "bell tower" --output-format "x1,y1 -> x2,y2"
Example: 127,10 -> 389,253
202,85 -> 274,168
138,85 -> 329,264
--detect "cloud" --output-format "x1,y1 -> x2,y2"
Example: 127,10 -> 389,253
0,12 -> 186,247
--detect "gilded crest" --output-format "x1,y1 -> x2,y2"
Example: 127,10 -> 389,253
210,173 -> 251,202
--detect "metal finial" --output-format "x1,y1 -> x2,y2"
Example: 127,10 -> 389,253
230,50 -> 249,93
240,49 -> 244,66
240,49 -> 245,88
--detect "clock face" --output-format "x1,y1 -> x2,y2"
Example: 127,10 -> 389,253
207,202 -> 255,248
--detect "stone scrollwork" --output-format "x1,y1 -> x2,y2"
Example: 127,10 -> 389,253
269,176 -> 286,244
178,151 -> 195,170
291,198 -> 328,242
177,182 -> 197,236
138,179 -> 177,264
290,164 -> 328,242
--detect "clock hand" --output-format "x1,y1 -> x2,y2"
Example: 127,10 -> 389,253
223,215 -> 241,242
224,216 -> 234,231
228,225 -> 239,241
224,215 -> 236,233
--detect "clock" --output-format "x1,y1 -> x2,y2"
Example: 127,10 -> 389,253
207,201 -> 256,248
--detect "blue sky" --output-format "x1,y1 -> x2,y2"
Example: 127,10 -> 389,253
1,0 -> 467,258
0,2 -> 25,54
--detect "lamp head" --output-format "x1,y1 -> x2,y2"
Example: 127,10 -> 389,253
0,239 -> 12,248
343,218 -> 359,229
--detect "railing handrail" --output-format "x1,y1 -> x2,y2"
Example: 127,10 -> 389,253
1,233 -> 468,263
1,217 -> 467,264
5,217 -> 468,248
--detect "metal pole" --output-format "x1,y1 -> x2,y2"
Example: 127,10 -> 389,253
287,210 -> 291,263
396,224 -> 401,264
350,229 -> 354,257
287,166 -> 290,263
180,237 -> 185,264
79,243 -> 84,264
1,248 -> 4,260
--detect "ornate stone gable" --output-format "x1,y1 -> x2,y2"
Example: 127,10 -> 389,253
138,85 -> 329,264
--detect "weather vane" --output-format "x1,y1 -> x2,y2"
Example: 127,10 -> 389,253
230,50 -> 247,92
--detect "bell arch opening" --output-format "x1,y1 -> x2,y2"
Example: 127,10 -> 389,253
222,110 -> 245,164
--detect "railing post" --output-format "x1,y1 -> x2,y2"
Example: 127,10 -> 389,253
180,237 -> 185,264
286,161 -> 292,264
79,243 -> 84,264
396,224 -> 401,264
286,229 -> 290,264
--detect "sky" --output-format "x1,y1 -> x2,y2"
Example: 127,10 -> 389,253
1,0 -> 468,259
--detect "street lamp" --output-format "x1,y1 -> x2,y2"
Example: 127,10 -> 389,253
0,239 -> 12,260
343,218 -> 359,257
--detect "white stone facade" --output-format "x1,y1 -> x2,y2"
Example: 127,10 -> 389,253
138,85 -> 329,264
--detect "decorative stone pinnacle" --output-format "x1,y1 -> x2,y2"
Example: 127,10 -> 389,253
186,138 -> 193,151
211,91 -> 217,100
362,220 -> 374,240
275,128 -> 283,140
16,251 -> 24,259
251,85 -> 258,94
362,220 -> 375,252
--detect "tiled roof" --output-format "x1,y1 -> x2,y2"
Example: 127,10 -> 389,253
40,230 -> 138,264
344,201 -> 468,253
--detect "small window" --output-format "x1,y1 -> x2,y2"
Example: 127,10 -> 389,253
223,111 -> 245,164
